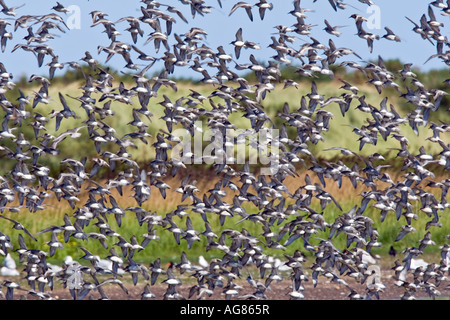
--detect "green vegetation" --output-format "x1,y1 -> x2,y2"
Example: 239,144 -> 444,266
3,60 -> 449,176
0,60 -> 448,268
3,192 -> 446,267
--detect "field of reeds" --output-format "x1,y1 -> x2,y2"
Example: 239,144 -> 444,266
1,64 -> 449,267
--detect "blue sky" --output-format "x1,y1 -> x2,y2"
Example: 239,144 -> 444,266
1,0 -> 448,80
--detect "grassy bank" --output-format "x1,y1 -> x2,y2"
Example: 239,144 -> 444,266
1,166 -> 447,267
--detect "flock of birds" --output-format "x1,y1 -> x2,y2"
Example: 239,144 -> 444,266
0,0 -> 449,300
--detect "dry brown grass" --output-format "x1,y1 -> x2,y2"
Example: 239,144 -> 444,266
30,163 -> 446,217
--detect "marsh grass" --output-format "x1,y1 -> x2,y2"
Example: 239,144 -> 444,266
1,164 -> 447,268
6,77 -> 449,170
1,76 -> 448,267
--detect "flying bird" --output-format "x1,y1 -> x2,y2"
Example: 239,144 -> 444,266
0,215 -> 37,241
